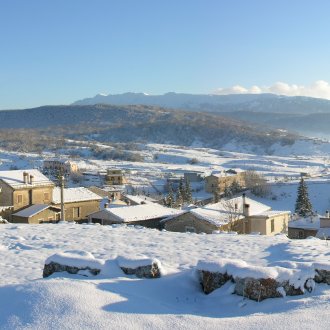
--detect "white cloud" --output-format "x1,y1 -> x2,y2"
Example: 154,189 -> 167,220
214,80 -> 330,99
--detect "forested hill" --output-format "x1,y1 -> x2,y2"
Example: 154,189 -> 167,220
0,104 -> 297,151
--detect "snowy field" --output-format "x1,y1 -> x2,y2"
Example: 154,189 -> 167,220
0,224 -> 329,329
2,140 -> 330,188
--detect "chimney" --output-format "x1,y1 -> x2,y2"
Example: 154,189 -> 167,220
326,210 -> 330,219
60,175 -> 65,221
29,175 -> 34,185
242,193 -> 250,217
23,172 -> 28,184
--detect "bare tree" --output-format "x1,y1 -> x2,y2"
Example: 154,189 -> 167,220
243,170 -> 271,197
222,199 -> 241,232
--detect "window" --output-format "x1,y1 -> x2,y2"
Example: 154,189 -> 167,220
185,226 -> 196,233
44,192 -> 50,201
271,219 -> 275,232
73,207 -> 80,218
17,194 -> 23,204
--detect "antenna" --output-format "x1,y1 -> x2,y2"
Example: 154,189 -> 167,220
60,175 -> 65,221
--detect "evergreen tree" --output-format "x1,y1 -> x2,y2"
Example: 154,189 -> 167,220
184,179 -> 193,204
166,183 -> 174,208
175,188 -> 183,208
295,177 -> 312,217
213,189 -> 220,203
178,178 -> 185,201
230,179 -> 242,195
223,184 -> 232,197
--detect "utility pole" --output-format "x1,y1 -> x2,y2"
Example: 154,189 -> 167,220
60,175 -> 65,221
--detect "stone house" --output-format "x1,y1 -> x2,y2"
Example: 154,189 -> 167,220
0,170 -> 54,212
105,169 -> 127,185
52,187 -> 102,223
184,171 -> 204,183
205,170 -> 245,194
288,213 -> 330,239
11,204 -> 61,224
88,185 -> 124,201
43,159 -> 78,174
162,194 -> 290,235
88,203 -> 180,228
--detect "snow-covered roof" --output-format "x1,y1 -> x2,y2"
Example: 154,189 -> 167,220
103,185 -> 125,192
208,169 -> 243,178
91,203 -> 181,223
253,210 -> 291,218
52,187 -> 102,204
190,208 -> 238,227
205,196 -> 271,216
288,216 -> 320,230
13,204 -> 60,218
163,196 -> 273,227
0,169 -> 54,189
124,194 -> 157,205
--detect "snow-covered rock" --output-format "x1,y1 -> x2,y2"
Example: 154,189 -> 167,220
117,256 -> 162,278
43,250 -> 105,278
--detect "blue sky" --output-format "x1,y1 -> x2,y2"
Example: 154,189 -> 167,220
1,0 -> 330,109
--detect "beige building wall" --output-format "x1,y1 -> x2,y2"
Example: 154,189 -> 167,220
249,213 -> 289,235
11,208 -> 60,224
53,200 -> 100,222
12,186 -> 53,211
205,172 -> 245,194
105,170 -> 127,185
0,180 -> 53,211
0,181 -> 14,206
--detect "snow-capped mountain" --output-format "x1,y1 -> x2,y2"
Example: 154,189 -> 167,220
72,92 -> 330,136
73,92 -> 330,115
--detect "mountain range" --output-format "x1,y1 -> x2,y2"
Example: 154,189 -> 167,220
73,92 -> 330,136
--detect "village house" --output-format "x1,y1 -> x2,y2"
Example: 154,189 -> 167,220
88,203 -> 181,228
105,169 -> 127,185
0,169 -> 54,212
88,185 -> 124,201
162,194 -> 290,235
184,171 -> 204,183
288,212 -> 330,239
11,204 -> 62,224
52,187 -> 102,223
205,169 -> 245,194
43,159 -> 79,175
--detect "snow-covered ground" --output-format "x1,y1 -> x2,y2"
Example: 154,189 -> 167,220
0,224 -> 329,329
2,141 -> 330,190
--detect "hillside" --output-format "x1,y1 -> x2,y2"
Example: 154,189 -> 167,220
0,104 -> 297,153
72,93 -> 330,136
